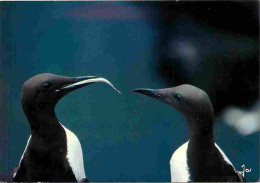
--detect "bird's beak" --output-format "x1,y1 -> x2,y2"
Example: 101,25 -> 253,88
56,76 -> 121,94
134,88 -> 172,104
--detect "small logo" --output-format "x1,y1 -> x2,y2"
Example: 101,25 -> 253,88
238,164 -> 252,177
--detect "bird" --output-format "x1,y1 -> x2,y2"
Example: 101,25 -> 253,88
134,84 -> 245,182
13,73 -> 120,182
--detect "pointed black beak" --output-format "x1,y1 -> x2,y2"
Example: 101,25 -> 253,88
56,76 -> 121,94
134,88 -> 172,104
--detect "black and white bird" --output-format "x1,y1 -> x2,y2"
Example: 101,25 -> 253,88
134,84 -> 245,182
13,73 -> 120,182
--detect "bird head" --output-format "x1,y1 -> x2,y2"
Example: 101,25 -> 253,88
134,84 -> 214,135
21,73 -> 120,114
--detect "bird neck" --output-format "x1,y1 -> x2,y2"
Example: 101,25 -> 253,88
186,116 -> 214,147
24,107 -> 63,138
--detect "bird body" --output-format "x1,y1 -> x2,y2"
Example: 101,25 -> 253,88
170,140 -> 238,182
14,123 -> 82,182
134,84 -> 244,182
13,73 -> 120,182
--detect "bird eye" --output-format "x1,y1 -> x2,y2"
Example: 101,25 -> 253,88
43,82 -> 51,89
174,94 -> 182,102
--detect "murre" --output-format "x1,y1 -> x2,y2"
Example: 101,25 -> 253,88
134,84 -> 244,182
13,73 -> 120,182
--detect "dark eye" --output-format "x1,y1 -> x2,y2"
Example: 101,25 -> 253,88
43,82 -> 51,89
174,94 -> 182,102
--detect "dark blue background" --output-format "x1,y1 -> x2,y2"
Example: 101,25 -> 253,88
0,2 -> 259,181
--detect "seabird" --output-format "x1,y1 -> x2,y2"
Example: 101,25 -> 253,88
13,73 -> 120,182
134,84 -> 245,182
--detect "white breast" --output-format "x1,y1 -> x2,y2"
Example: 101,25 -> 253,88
18,135 -> 32,166
214,143 -> 236,170
14,135 -> 32,179
62,124 -> 86,182
170,141 -> 190,182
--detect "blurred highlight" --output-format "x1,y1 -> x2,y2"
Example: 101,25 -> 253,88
221,101 -> 260,136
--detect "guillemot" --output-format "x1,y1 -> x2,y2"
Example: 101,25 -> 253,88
13,73 -> 120,182
134,84 -> 245,182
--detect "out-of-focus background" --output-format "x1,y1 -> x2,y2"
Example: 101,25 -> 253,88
0,1 -> 259,181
